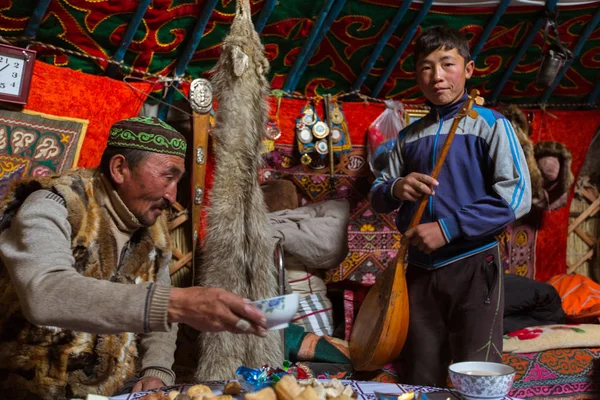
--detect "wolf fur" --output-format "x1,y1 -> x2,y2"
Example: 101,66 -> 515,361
195,0 -> 283,380
499,104 -> 543,201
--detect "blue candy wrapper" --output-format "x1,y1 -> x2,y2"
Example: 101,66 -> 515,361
236,365 -> 290,392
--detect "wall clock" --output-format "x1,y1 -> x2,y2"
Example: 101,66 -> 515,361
0,43 -> 36,105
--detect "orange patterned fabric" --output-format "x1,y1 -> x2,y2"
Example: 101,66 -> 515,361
548,274 -> 600,322
24,61 -> 153,168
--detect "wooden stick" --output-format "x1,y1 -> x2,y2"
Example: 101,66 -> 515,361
574,227 -> 597,247
567,249 -> 595,273
170,252 -> 193,275
405,91 -> 484,231
168,213 -> 189,231
568,197 -> 600,234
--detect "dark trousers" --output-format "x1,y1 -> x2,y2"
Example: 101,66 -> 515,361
399,245 -> 504,387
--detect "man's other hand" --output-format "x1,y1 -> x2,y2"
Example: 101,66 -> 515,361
404,222 -> 447,254
168,287 -> 268,337
392,173 -> 439,201
131,376 -> 164,393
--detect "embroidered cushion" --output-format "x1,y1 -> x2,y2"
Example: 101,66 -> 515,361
503,324 -> 600,353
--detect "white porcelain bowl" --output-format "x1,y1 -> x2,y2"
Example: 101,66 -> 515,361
449,361 -> 515,400
251,293 -> 299,330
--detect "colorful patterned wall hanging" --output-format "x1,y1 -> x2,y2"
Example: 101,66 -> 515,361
1,1 -> 598,105
0,109 -> 87,197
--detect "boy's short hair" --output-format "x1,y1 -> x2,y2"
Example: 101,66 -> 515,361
414,26 -> 471,66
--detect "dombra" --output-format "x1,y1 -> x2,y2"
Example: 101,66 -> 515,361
463,370 -> 502,376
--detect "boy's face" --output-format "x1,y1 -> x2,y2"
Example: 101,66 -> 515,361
416,47 -> 474,106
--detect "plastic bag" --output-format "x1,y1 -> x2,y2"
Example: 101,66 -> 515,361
367,100 -> 405,176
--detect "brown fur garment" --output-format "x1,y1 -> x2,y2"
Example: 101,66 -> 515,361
532,140 -> 574,209
195,0 -> 283,380
0,169 -> 170,399
499,104 -> 543,201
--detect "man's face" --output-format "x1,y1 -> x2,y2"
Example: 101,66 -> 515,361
117,153 -> 185,227
416,47 -> 474,106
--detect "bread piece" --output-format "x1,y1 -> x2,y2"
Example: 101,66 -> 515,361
223,381 -> 242,395
139,392 -> 169,400
191,394 -> 217,400
294,386 -> 320,400
275,375 -> 303,400
244,387 -> 278,400
187,385 -> 213,396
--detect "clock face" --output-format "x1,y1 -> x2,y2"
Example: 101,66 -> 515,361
0,53 -> 25,96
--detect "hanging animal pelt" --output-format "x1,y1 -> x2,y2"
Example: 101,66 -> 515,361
195,0 -> 283,380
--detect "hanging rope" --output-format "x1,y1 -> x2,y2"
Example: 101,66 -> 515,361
1,34 -> 598,110
0,34 -> 189,83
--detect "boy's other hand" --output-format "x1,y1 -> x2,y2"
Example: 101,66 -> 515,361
393,173 -> 439,201
404,222 -> 446,254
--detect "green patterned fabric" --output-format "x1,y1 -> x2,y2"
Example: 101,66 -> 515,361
1,1 -> 598,105
108,116 -> 187,158
0,109 -> 87,198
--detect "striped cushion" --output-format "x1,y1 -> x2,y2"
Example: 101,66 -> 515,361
291,293 -> 334,336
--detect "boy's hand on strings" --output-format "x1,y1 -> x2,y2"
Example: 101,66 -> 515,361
404,222 -> 447,254
392,173 -> 439,201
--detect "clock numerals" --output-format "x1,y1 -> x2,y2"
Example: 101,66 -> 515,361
0,55 -> 24,96
0,44 -> 36,104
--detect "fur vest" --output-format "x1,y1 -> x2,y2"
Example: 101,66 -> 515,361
0,169 -> 171,400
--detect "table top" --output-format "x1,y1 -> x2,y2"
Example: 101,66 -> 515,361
106,380 -> 521,400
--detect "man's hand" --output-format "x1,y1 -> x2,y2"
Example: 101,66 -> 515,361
131,376 -> 164,393
404,222 -> 447,254
168,287 -> 268,337
392,173 -> 439,201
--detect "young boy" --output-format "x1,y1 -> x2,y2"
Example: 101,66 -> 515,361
370,26 -> 531,387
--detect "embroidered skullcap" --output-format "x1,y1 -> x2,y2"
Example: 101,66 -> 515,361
107,116 -> 187,158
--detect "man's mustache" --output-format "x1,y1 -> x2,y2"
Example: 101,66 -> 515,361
155,200 -> 169,210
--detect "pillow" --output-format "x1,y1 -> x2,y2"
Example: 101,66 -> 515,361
547,274 -> 600,322
503,324 -> 600,353
290,292 -> 334,337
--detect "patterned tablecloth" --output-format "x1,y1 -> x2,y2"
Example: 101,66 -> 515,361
107,380 -> 522,400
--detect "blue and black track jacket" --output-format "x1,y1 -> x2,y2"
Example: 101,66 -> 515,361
371,92 -> 532,269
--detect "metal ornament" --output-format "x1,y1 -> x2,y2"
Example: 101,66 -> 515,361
315,139 -> 329,154
194,187 -> 204,205
196,147 -> 205,165
298,127 -> 313,143
331,128 -> 343,143
312,121 -> 329,139
190,78 -> 213,114
266,121 -> 282,140
301,153 -> 312,165
302,108 -> 316,125
331,108 -> 344,124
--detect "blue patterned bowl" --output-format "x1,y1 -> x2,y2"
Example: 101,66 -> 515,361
448,362 -> 515,400
251,293 -> 299,330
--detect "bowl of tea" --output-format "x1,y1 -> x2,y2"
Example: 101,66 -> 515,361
448,361 -> 515,400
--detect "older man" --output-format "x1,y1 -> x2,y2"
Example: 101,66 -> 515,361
0,116 -> 267,399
